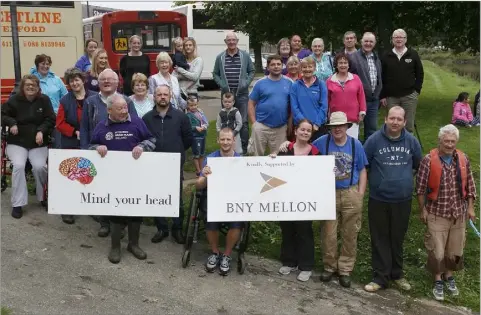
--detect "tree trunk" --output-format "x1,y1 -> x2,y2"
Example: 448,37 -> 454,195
376,2 -> 393,55
252,41 -> 263,73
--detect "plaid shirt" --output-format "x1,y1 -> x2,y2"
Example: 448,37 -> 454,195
365,53 -> 377,93
416,150 -> 477,219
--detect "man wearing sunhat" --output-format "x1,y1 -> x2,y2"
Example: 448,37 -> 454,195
312,111 -> 369,288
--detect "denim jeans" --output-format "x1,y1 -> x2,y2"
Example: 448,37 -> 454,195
364,100 -> 380,142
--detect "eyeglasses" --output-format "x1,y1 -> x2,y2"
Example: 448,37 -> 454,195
393,36 -> 406,39
99,78 -> 117,83
25,83 -> 38,88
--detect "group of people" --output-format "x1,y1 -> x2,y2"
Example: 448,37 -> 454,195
0,27 -> 477,302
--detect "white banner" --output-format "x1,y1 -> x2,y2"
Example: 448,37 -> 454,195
207,156 -> 336,222
48,149 -> 180,217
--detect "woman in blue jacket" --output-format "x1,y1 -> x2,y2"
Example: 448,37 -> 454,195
74,39 -> 99,72
289,56 -> 328,142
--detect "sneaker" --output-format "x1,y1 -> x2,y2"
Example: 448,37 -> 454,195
433,280 -> 444,301
364,281 -> 382,292
279,266 -> 297,275
219,254 -> 232,276
205,253 -> 220,273
445,276 -> 459,296
297,271 -> 312,282
394,278 -> 411,291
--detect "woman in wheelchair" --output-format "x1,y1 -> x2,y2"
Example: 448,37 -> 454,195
196,127 -> 243,276
56,68 -> 97,224
270,119 -> 319,282
1,75 -> 56,219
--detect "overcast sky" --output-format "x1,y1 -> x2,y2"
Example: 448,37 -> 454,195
83,1 -> 174,10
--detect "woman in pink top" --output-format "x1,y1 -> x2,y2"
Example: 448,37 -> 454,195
326,52 -> 366,139
452,92 -> 480,127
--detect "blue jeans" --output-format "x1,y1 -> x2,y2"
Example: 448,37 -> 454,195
191,137 -> 206,158
364,100 -> 380,142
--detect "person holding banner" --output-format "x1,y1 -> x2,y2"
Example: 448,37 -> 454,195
196,127 -> 243,276
312,111 -> 368,288
270,119 -> 319,282
89,93 -> 156,264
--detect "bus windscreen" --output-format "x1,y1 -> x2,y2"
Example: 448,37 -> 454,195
111,23 -> 181,53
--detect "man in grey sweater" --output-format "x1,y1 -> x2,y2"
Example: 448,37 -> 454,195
348,32 -> 382,142
213,31 -> 255,153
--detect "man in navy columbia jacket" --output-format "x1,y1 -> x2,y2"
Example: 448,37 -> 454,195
142,84 -> 193,245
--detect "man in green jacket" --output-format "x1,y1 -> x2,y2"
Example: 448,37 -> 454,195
213,31 -> 255,154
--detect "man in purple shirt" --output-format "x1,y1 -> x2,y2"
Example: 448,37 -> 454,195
89,94 -> 156,264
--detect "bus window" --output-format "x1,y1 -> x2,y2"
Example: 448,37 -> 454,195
111,23 -> 182,53
192,8 -> 234,30
83,24 -> 93,40
92,22 -> 103,44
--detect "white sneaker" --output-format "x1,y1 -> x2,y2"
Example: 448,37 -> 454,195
297,271 -> 312,282
278,266 -> 297,275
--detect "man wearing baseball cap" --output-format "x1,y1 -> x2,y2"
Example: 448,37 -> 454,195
312,111 -> 369,288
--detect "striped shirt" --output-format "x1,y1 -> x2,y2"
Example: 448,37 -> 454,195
224,51 -> 241,90
365,53 -> 377,93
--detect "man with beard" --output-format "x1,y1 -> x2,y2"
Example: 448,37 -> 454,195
196,127 -> 243,276
363,106 -> 422,293
247,55 -> 292,156
142,84 -> 193,244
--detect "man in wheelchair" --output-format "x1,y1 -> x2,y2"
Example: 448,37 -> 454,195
196,127 -> 243,275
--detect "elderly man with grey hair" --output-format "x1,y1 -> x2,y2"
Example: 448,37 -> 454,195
213,31 -> 255,154
416,124 -> 476,301
89,93 -> 156,264
80,68 -> 138,238
379,28 -> 424,133
349,32 -> 383,142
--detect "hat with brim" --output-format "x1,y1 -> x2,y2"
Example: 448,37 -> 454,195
326,111 -> 353,128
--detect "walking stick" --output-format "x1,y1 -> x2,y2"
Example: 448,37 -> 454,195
414,122 -> 424,153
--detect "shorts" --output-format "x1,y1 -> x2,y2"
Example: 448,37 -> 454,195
192,136 -> 206,158
205,221 -> 244,231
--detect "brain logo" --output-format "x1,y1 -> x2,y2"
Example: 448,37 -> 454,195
59,157 -> 97,185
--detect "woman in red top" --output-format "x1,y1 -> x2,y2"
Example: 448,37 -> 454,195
56,68 -> 96,224
270,119 -> 319,282
326,52 -> 366,139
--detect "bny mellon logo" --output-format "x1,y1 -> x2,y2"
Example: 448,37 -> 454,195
260,172 -> 287,193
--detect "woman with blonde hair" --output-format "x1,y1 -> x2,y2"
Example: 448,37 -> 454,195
119,35 -> 151,96
285,55 -> 302,81
148,52 -> 185,110
85,48 -> 111,92
129,73 -> 154,117
174,37 -> 204,99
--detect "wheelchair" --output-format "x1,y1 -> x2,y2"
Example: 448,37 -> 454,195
181,188 -> 251,274
1,126 -> 49,206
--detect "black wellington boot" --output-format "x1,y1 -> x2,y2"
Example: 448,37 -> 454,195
127,221 -> 147,260
108,223 -> 122,264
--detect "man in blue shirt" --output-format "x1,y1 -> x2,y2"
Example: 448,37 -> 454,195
312,111 -> 368,288
247,55 -> 292,156
196,127 -> 243,276
89,93 -> 156,264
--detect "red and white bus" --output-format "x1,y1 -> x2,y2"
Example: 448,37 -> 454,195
82,10 -> 188,77
0,1 -> 84,102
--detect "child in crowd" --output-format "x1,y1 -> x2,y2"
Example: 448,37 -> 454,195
216,92 -> 243,154
186,94 -> 209,176
451,92 -> 480,127
171,37 -> 190,70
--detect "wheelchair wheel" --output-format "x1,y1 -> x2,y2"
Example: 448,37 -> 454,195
181,250 -> 191,268
184,190 -> 197,250
237,253 -> 247,274
1,175 -> 7,192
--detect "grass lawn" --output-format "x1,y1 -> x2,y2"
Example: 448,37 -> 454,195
182,60 -> 480,311
1,307 -> 12,315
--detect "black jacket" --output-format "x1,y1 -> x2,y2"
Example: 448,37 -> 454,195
1,94 -> 56,149
142,105 -> 193,166
379,47 -> 424,99
349,49 -> 383,102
